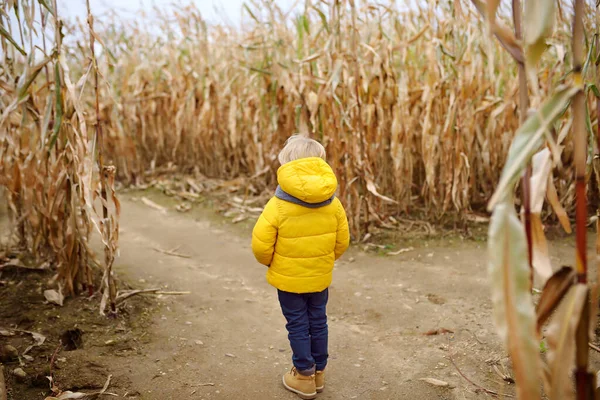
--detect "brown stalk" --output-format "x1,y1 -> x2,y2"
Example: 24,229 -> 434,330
596,0 -> 600,324
349,0 -> 367,235
572,0 -> 587,285
86,0 -> 115,313
512,0 -> 533,291
572,0 -> 590,397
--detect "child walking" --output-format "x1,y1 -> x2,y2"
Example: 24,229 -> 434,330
252,135 -> 350,399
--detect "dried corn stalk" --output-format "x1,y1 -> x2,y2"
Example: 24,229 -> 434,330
0,0 -> 118,312
85,1 -> 591,236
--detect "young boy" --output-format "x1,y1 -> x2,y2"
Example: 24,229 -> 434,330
252,135 -> 350,399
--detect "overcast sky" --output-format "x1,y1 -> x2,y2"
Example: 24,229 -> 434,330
59,0 -> 297,25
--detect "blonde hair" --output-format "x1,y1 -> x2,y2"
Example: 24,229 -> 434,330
278,135 -> 326,165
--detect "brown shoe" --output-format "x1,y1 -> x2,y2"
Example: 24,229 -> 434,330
315,370 -> 325,393
282,367 -> 317,399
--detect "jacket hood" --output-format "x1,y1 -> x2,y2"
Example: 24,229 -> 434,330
277,157 -> 337,204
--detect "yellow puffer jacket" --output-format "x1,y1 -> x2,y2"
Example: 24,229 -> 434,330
251,157 -> 350,293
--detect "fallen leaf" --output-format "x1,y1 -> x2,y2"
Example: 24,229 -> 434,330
423,328 -> 454,336
387,247 -> 414,256
141,197 -> 167,214
232,215 -> 248,224
176,203 -> 192,213
44,289 -> 64,306
12,368 -> 27,380
465,213 -> 489,223
419,378 -> 453,388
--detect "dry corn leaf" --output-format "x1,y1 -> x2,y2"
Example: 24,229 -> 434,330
597,217 -> 600,256
0,25 -> 26,56
526,149 -> 554,283
486,0 -> 501,27
546,284 -> 588,400
488,85 -> 579,210
546,175 -> 572,234
44,374 -> 113,399
536,266 -> 576,330
470,0 -> 525,63
488,200 -> 541,400
366,178 -> 397,204
524,0 -> 556,71
529,149 -> 552,214
531,214 -> 553,283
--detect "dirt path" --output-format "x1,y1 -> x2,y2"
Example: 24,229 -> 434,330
105,193 -> 595,400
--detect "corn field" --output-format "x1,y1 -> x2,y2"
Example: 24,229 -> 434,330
1,0 -> 600,289
70,0 -> 598,238
2,0 -> 597,244
0,0 -> 119,313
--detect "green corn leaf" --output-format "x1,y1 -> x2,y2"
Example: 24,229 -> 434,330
302,14 -> 310,35
296,16 -> 304,60
49,63 -> 63,151
524,0 -> 556,70
488,200 -> 542,400
585,99 -> 595,162
40,92 -> 53,148
0,25 -> 27,56
488,85 -> 580,211
312,6 -> 329,33
582,35 -> 595,77
17,52 -> 55,101
247,66 -> 272,75
589,84 -> 600,98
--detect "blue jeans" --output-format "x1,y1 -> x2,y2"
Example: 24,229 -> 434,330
278,288 -> 329,375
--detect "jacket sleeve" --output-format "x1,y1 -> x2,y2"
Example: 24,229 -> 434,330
251,198 -> 279,266
334,201 -> 350,260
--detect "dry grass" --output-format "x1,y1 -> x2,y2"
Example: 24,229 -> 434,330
0,0 -> 119,311
86,0 -> 596,238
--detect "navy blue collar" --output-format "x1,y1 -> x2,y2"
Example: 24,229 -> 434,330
275,186 -> 334,208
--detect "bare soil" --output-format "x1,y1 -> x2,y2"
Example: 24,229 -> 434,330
1,191 -> 598,400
